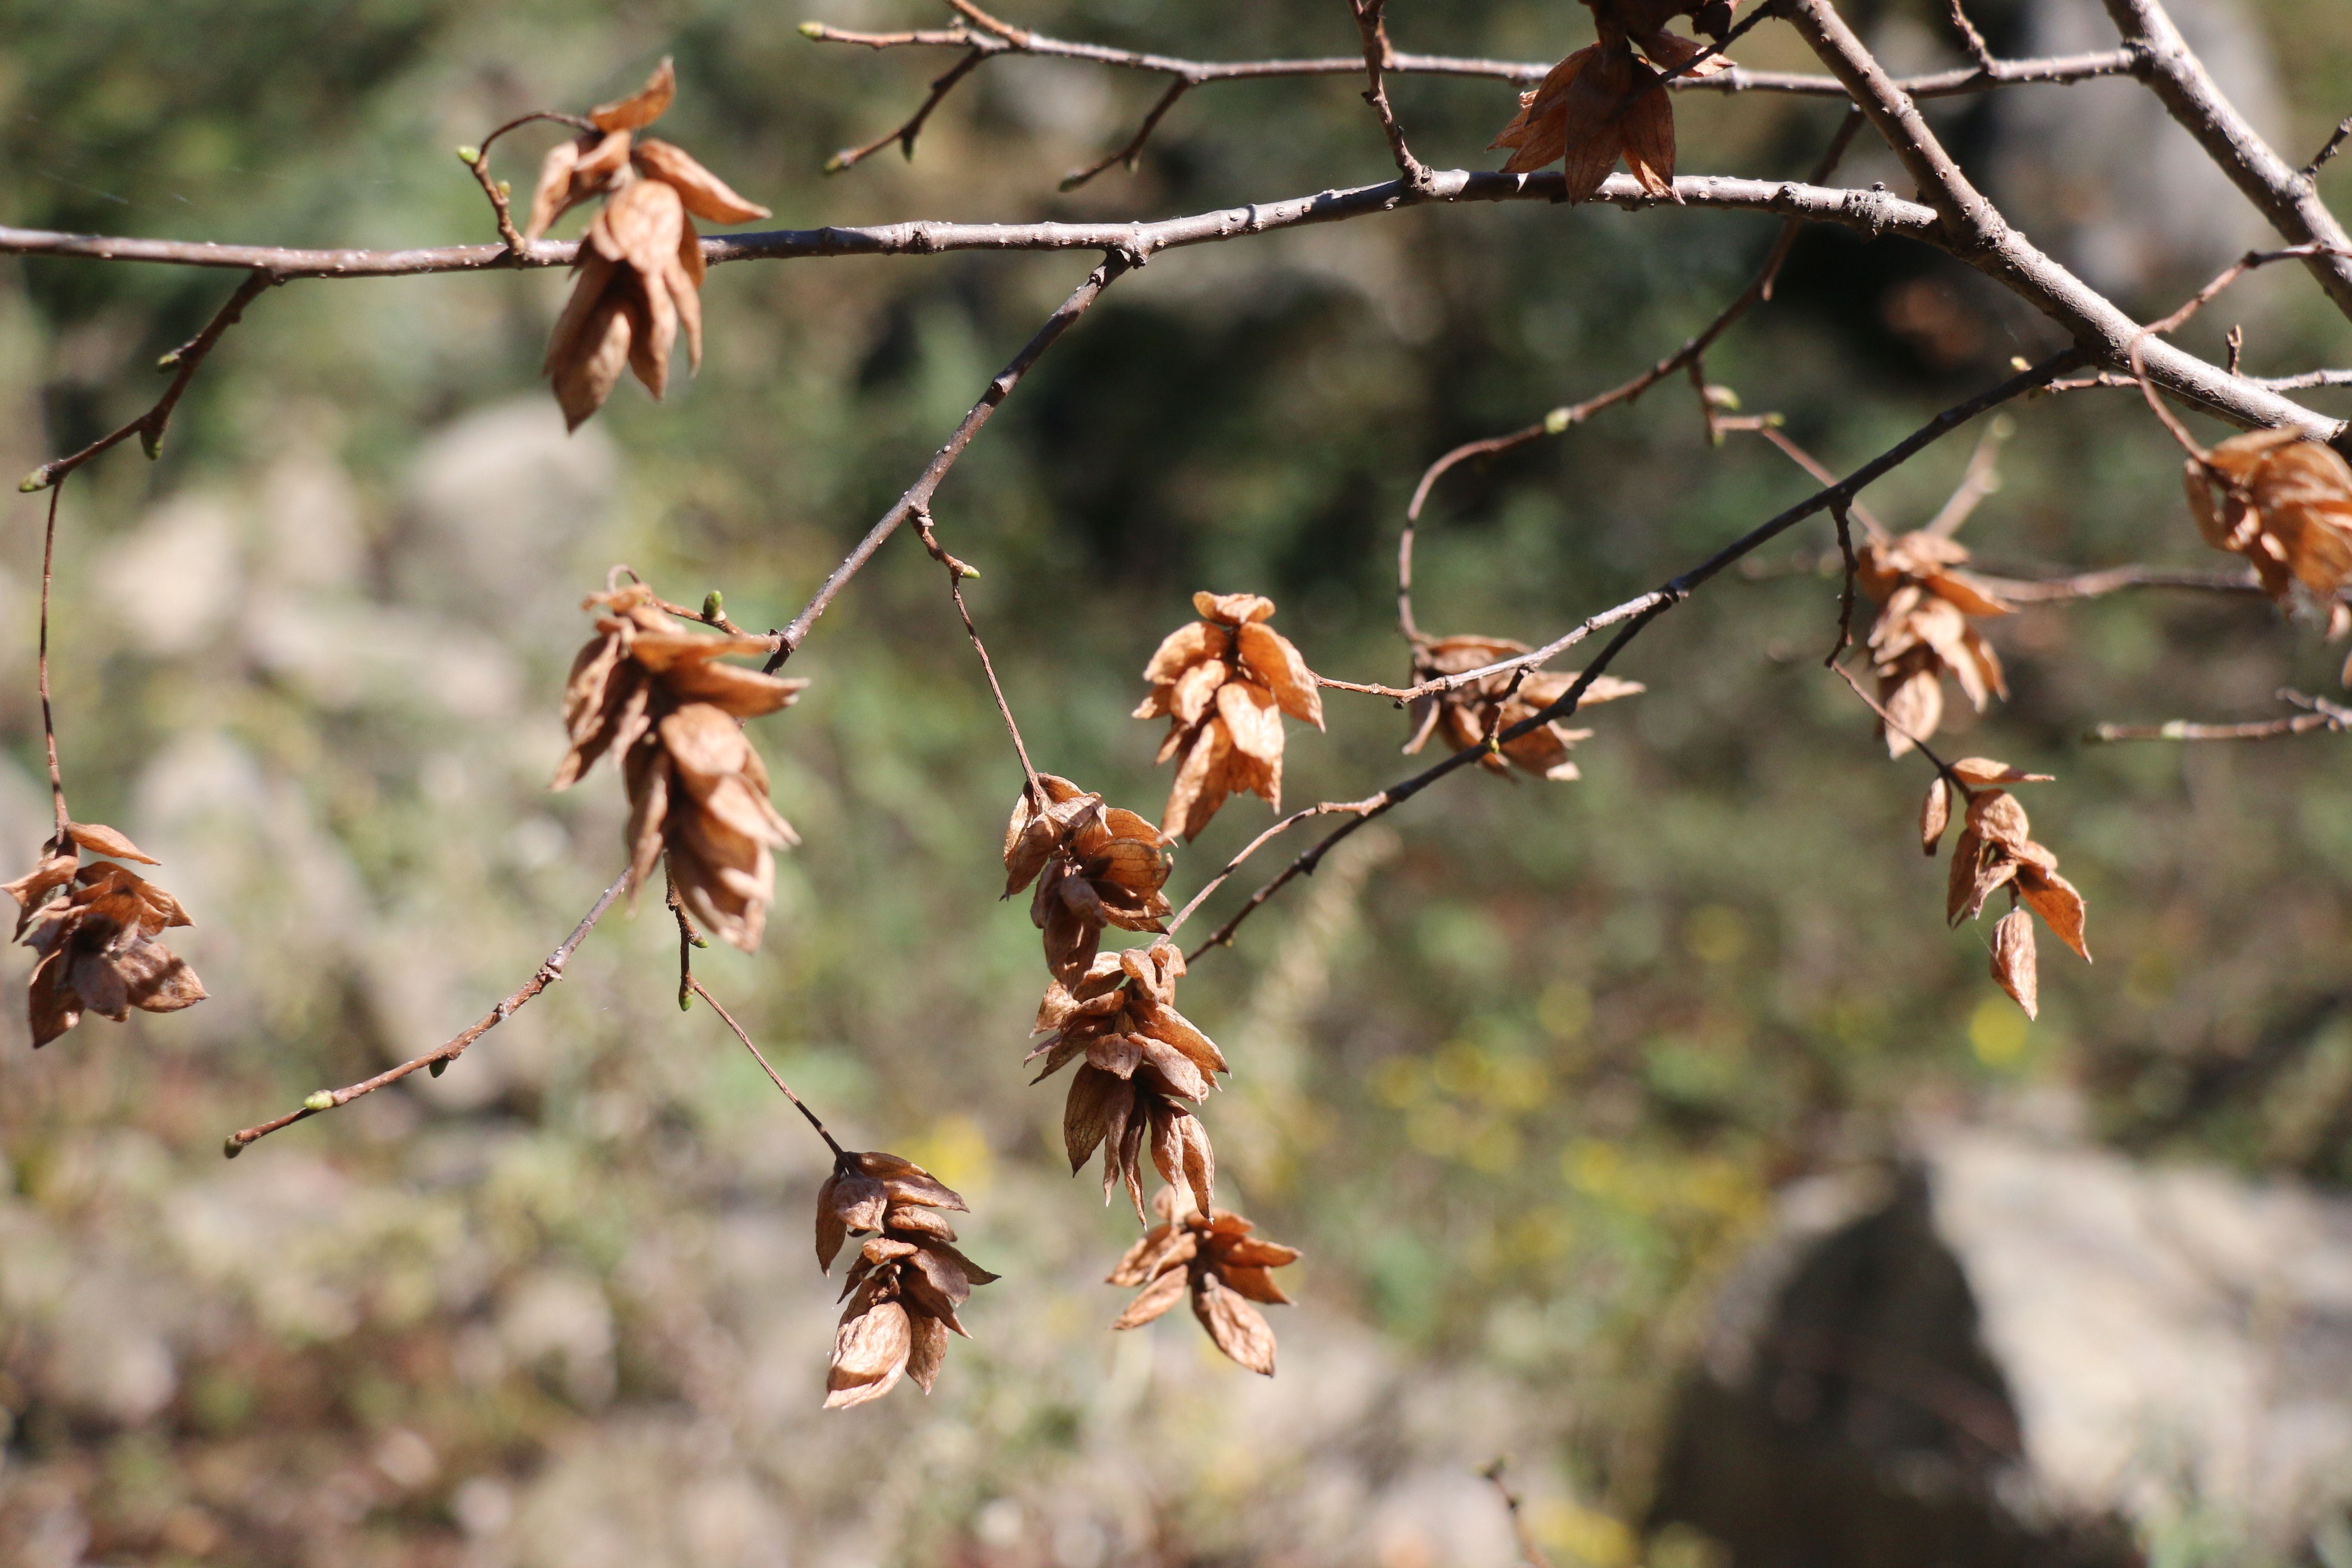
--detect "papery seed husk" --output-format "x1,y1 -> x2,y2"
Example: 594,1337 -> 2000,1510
1991,907 -> 2038,1019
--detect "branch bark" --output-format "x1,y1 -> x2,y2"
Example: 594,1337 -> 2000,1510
2101,0 -> 2352,321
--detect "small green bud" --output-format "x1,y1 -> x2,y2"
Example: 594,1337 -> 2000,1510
701,590 -> 724,620
1542,407 -> 1572,435
798,20 -> 824,37
156,349 -> 182,372
19,470 -> 48,493
303,1090 -> 335,1112
429,1058 -> 447,1077
692,933 -> 710,949
957,563 -> 982,579
456,145 -> 481,166
222,1137 -> 244,1160
823,153 -> 851,176
679,985 -> 694,1011
138,426 -> 162,461
496,179 -> 511,200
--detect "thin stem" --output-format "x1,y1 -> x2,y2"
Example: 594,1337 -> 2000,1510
1348,0 -> 1436,195
765,250 -> 1133,671
824,47 -> 988,174
687,977 -> 845,1158
1060,79 -> 1191,192
2086,687 -> 2352,742
2310,112 -> 2352,180
224,865 -> 631,1155
1200,352 -> 2078,958
913,506 -> 1043,799
1924,414 -> 2012,537
20,270 -> 278,493
37,481 -> 67,837
1403,108 -> 1868,530
1170,799 -> 1378,946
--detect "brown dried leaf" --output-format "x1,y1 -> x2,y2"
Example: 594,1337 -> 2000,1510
631,138 -> 772,224
1191,1272 -> 1277,1375
65,823 -> 158,865
1920,776 -> 1951,857
1112,1265 -> 1189,1329
591,58 -> 676,133
823,1295 -> 911,1409
1948,758 -> 2053,786
1991,907 -> 2038,1020
2018,866 -> 2091,962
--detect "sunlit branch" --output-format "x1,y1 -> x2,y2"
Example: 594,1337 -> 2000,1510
224,864 -> 633,1155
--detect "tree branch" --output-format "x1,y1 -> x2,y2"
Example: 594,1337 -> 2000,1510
763,248 -> 1133,671
1194,351 -> 2080,957
224,865 -> 633,1155
2101,0 -> 2352,321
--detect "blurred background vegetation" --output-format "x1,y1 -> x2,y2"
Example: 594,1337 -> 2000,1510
0,0 -> 2349,1562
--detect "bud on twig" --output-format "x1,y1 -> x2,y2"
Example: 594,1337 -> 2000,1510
702,590 -> 725,620
455,145 -> 481,166
798,20 -> 824,37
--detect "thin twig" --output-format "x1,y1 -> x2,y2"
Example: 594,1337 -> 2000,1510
1825,502 -> 1861,666
2309,113 -> 2352,181
1060,78 -> 1192,191
2085,687 -> 2352,742
686,976 -> 845,1158
224,865 -> 633,1155
824,47 -> 989,173
1171,799 -> 1379,949
1348,0 -> 1438,196
765,250 -> 1134,672
37,482 -> 67,838
913,506 -> 1044,799
1198,352 -> 2079,957
1924,414 -> 2012,536
1479,1460 -> 1556,1568
456,110 -> 594,256
19,270 -> 278,493
1403,107 -> 1867,530
1947,0 -> 2001,73
800,11 -> 2134,99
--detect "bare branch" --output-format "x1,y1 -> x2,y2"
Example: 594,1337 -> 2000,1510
0,170 -> 1942,277
19,269 -> 278,493
2086,690 -> 2352,742
1196,352 -> 2079,956
1059,78 -> 1191,192
824,46 -> 989,174
687,977 -> 846,1158
764,249 -> 1133,671
1406,110 -> 1868,527
801,12 -> 2135,101
224,865 -> 633,1155
36,484 -> 67,838
1781,0 -> 2341,444
1347,0 -> 1439,196
2102,0 -> 2352,321
2310,113 -> 2352,181
911,507 -> 1044,800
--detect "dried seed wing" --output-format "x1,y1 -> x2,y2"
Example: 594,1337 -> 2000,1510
591,56 -> 676,132
2017,866 -> 2090,961
1920,775 -> 1951,856
1191,1272 -> 1278,1375
1112,1265 -> 1188,1329
1064,1065 -> 1119,1171
631,137 -> 771,223
1142,619 -> 1219,685
905,1310 -> 949,1393
1991,907 -> 2038,1020
1949,758 -> 2054,786
1237,622 -> 1324,728
823,1297 -> 911,1409
66,823 -> 158,865
1619,63 -> 1676,199
524,136 -> 585,239
1216,680 -> 1285,763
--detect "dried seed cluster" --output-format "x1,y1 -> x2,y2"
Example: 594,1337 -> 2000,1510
2184,429 -> 2352,656
1136,592 -> 1323,842
3,824 -> 205,1047
528,60 -> 773,429
553,580 -> 807,951
1403,634 -> 1642,780
1109,1188 -> 1300,1376
1489,0 -> 1737,202
1006,594 -> 1321,1373
1005,774 -> 1174,986
1918,758 -> 2089,1019
815,1150 -> 998,1408
1860,530 -> 2012,758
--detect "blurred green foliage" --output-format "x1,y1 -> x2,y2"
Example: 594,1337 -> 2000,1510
0,0 -> 2349,1562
